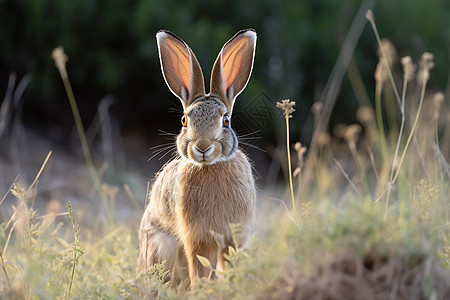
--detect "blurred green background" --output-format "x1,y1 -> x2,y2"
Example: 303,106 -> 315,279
0,0 -> 449,153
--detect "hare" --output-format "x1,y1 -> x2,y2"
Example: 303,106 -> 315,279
137,29 -> 257,283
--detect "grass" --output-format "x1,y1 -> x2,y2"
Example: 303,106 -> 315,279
1,9 -> 450,299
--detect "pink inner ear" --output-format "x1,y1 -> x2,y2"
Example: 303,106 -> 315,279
221,37 -> 248,90
166,38 -> 191,92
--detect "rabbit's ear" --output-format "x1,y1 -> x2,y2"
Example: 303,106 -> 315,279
156,30 -> 205,109
210,29 -> 256,111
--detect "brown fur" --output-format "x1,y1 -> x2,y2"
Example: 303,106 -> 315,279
138,152 -> 256,282
138,29 -> 257,284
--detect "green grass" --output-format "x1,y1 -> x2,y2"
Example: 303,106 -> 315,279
1,10 -> 450,299
1,171 -> 449,298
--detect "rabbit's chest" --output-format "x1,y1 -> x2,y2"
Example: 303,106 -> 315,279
175,156 -> 254,237
179,169 -> 246,219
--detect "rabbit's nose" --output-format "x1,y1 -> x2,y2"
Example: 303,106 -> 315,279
194,139 -> 212,153
193,144 -> 213,155
193,144 -> 214,162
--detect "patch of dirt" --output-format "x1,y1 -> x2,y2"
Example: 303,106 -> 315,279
259,251 -> 450,300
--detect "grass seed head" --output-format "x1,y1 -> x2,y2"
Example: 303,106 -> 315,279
365,9 -> 374,23
375,57 -> 388,93
344,124 -> 362,145
356,106 -> 373,125
293,141 -> 307,177
294,142 -> 307,165
11,183 -> 28,203
277,99 -> 296,118
311,102 -> 323,115
316,132 -> 331,147
377,39 -> 397,67
333,124 -> 347,139
417,52 -> 434,84
51,46 -> 68,80
432,92 -> 445,118
401,56 -> 416,82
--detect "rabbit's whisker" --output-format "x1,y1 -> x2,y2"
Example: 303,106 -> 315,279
148,145 -> 177,161
158,147 -> 177,161
151,142 -> 175,150
247,156 -> 263,181
158,129 -> 178,136
236,130 -> 261,138
240,141 -> 266,153
216,133 -> 224,141
150,147 -> 172,157
239,136 -> 262,141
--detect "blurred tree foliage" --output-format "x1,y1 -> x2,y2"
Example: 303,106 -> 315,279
0,0 -> 448,143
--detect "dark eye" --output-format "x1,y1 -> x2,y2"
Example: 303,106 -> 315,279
223,114 -> 230,127
181,115 -> 187,127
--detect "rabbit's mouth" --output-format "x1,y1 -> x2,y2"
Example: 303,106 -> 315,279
187,140 -> 224,165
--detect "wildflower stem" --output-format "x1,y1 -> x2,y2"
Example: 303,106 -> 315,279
392,75 -> 427,184
366,10 -> 402,108
375,89 -> 388,163
385,76 -> 407,212
61,77 -> 99,187
285,116 -> 296,218
435,107 -> 440,148
52,46 -> 100,188
68,249 -> 77,298
0,250 -> 11,288
67,201 -> 83,299
276,99 -> 297,220
348,143 -> 369,195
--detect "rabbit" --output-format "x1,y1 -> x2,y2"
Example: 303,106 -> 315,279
137,29 -> 257,284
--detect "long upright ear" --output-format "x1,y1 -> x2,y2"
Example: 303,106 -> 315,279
210,29 -> 257,111
156,30 -> 205,109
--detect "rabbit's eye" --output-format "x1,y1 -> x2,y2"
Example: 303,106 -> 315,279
223,114 -> 230,127
181,115 -> 187,127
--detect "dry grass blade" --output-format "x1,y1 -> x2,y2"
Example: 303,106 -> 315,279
0,73 -> 31,139
0,175 -> 19,207
124,183 -> 142,212
2,221 -> 18,257
0,249 -> 11,288
0,73 -> 16,137
305,0 -> 374,185
52,46 -> 100,189
365,9 -> 401,107
27,151 -> 52,195
333,158 -> 362,198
